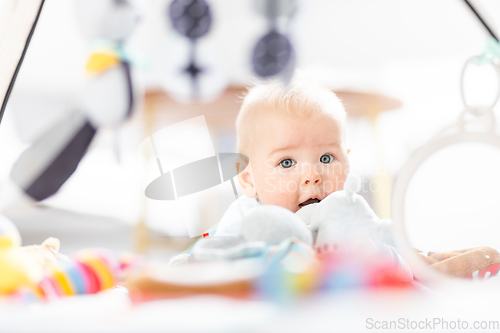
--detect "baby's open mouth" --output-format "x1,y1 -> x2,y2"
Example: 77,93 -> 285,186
299,198 -> 321,208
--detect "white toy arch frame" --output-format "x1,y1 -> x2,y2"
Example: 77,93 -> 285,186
0,0 -> 45,124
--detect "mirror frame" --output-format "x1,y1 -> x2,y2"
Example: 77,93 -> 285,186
392,118 -> 500,287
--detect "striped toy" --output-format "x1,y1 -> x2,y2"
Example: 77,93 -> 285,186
37,249 -> 118,300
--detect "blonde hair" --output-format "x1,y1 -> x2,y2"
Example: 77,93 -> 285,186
236,75 -> 347,155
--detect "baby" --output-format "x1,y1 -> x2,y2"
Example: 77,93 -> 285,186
184,75 -> 412,283
215,76 -> 350,237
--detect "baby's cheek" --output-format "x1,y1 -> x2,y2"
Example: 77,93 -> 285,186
260,174 -> 279,194
263,191 -> 298,212
258,177 -> 299,208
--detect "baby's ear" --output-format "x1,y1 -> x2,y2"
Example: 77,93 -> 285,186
237,162 -> 257,198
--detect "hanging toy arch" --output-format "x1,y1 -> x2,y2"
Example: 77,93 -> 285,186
0,0 -> 45,126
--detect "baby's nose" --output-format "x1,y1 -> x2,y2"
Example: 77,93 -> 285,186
304,175 -> 321,185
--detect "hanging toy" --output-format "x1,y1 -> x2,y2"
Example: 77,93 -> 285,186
251,0 -> 297,81
163,0 -> 227,102
0,0 -> 141,211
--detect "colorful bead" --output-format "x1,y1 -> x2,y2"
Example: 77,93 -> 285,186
51,266 -> 76,296
62,260 -> 86,295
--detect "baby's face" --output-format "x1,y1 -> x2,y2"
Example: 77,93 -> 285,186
247,111 -> 349,213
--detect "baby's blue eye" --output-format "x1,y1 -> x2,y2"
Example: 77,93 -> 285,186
279,158 -> 296,168
320,154 -> 335,164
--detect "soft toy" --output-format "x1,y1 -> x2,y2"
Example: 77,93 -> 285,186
0,0 -> 141,211
75,0 -> 141,130
190,205 -> 312,261
294,174 -> 394,253
0,214 -> 42,295
0,214 -> 120,300
295,173 -> 412,282
17,237 -> 65,272
419,247 -> 500,279
240,205 -> 313,246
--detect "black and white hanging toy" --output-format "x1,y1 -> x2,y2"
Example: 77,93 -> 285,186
167,0 -> 215,100
0,0 -> 142,211
252,0 -> 297,80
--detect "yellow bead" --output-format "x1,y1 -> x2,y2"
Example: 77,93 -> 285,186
0,250 -> 40,295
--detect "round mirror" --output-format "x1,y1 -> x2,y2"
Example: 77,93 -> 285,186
393,127 -> 500,282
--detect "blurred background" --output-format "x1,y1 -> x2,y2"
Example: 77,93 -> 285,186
1,0 -> 500,258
